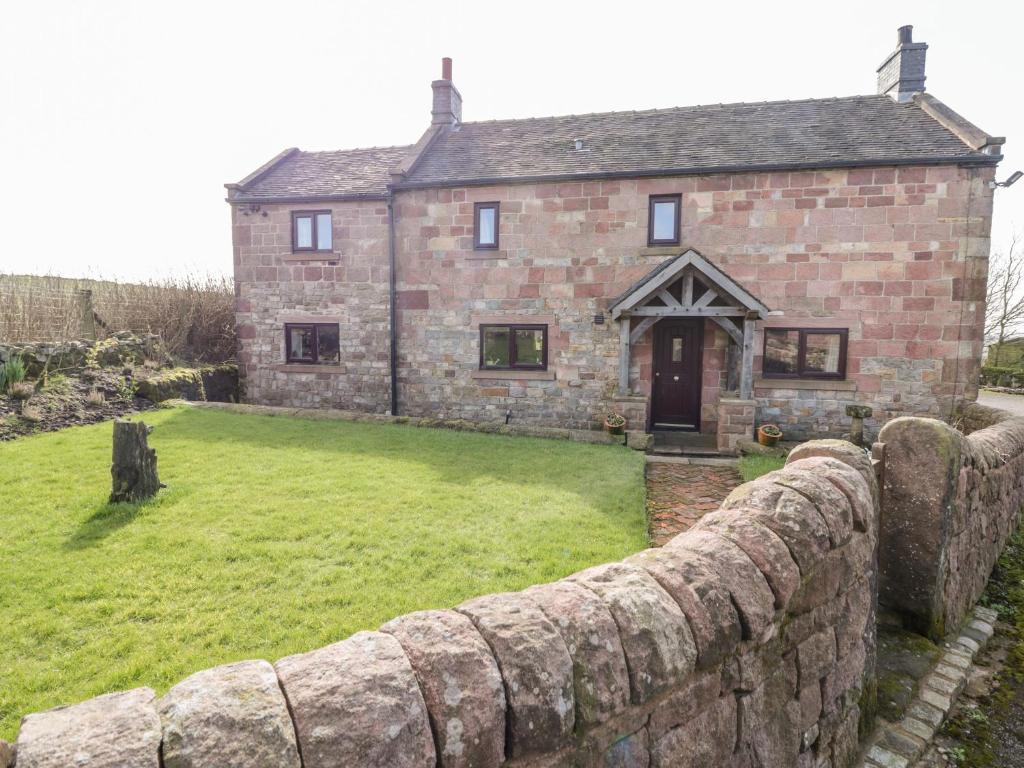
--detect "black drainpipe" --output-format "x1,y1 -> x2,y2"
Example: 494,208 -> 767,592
386,190 -> 399,416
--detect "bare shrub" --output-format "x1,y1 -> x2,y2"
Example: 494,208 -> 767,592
0,273 -> 236,363
20,405 -> 43,423
86,389 -> 106,407
9,381 -> 34,400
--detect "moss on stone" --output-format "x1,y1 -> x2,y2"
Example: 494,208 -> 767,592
135,367 -> 206,403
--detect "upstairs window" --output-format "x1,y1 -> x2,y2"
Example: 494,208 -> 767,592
480,324 -> 547,370
292,211 -> 333,252
474,202 -> 499,250
648,194 -> 681,246
763,328 -> 848,380
285,323 -> 340,364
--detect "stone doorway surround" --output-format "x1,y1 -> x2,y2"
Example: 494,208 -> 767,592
608,249 -> 769,452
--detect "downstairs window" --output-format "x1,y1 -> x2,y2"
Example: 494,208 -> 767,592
762,328 -> 848,379
480,324 -> 547,370
285,323 -> 340,364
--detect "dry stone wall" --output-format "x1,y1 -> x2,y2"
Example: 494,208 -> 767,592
877,402 -> 1024,639
8,440 -> 878,767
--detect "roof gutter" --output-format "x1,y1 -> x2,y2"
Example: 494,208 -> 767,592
224,192 -> 389,205
391,153 -> 1002,191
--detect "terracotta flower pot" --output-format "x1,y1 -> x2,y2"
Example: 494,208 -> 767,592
757,425 -> 782,447
605,416 -> 626,436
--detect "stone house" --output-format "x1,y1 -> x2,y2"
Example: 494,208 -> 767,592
227,26 -> 1004,451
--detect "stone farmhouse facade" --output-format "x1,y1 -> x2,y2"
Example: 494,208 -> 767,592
227,26 -> 1004,450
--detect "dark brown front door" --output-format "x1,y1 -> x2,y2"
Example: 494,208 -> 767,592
651,320 -> 703,430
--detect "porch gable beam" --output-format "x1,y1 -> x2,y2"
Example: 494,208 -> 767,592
631,305 -> 745,317
680,270 -> 694,307
656,288 -> 681,308
692,288 -> 718,309
629,317 -> 659,345
712,316 -> 743,345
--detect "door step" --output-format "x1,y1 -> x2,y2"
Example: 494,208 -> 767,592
649,431 -> 719,457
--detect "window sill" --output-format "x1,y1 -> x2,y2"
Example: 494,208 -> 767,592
639,246 -> 683,256
471,370 -> 555,381
282,253 -> 339,263
754,378 -> 856,392
273,364 -> 345,374
466,250 -> 507,261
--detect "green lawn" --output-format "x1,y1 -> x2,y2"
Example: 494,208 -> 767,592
738,453 -> 787,482
0,406 -> 646,739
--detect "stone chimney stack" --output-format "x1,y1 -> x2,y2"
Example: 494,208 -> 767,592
877,25 -> 928,103
431,57 -> 462,127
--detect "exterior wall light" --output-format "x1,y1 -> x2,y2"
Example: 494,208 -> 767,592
991,171 -> 1023,189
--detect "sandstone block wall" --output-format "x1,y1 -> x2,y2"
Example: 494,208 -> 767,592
10,440 -> 879,767
716,397 -> 756,454
234,163 -> 993,438
232,201 -> 392,413
877,403 -> 1024,639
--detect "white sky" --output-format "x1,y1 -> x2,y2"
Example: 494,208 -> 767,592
1,0 -> 1021,282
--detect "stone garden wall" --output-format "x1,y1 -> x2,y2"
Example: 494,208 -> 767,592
877,403 -> 1024,640
8,440 -> 879,767
0,333 -> 166,377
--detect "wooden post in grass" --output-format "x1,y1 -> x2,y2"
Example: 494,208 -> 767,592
110,419 -> 162,503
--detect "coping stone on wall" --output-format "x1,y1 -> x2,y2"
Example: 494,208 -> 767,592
14,688 -> 161,768
273,631 -> 435,768
380,609 -> 506,768
158,660 -> 301,768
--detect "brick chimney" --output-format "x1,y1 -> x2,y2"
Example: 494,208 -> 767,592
431,57 -> 462,127
877,25 -> 928,103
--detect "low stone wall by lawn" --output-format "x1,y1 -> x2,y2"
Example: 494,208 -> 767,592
134,365 -> 239,404
7,440 -> 879,767
877,402 -> 1024,640
186,400 -> 628,446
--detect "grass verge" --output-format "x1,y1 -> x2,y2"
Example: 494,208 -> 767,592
941,524 -> 1024,765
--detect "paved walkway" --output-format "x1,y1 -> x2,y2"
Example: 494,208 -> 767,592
978,389 -> 1024,417
646,459 -> 743,546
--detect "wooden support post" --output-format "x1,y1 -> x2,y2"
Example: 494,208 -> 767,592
618,317 -> 631,395
726,341 -> 739,393
740,317 -> 755,400
78,289 -> 96,341
110,419 -> 162,503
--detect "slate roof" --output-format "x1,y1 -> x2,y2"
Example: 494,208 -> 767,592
229,145 -> 412,201
228,94 -> 999,201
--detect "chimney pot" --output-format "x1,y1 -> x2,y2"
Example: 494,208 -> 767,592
877,25 -> 927,103
431,57 -> 462,127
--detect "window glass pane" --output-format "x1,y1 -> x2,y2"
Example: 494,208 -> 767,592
288,326 -> 314,361
514,328 -> 544,366
295,216 -> 313,248
477,207 -> 496,245
671,337 -> 683,362
804,333 -> 842,374
763,330 -> 799,375
316,325 -> 340,363
482,327 -> 510,367
652,201 -> 677,241
316,214 -> 332,250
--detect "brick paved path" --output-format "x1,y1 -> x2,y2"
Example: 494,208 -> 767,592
646,461 -> 743,546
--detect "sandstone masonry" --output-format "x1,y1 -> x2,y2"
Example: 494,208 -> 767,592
233,164 -> 995,440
